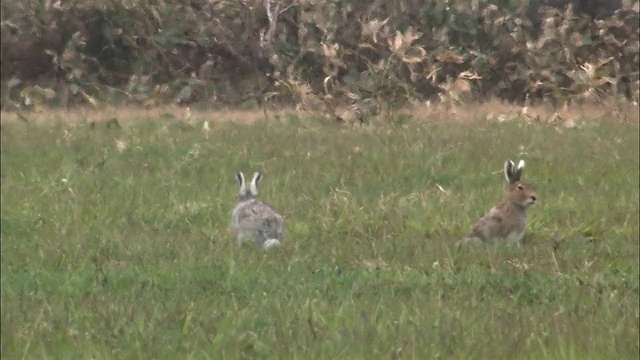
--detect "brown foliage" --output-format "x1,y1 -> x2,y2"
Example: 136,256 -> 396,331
1,0 -> 638,117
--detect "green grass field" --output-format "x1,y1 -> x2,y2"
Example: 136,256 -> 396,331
1,113 -> 638,359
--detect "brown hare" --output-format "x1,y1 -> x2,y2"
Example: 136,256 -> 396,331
458,160 -> 537,246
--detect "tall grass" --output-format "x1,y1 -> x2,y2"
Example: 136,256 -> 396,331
1,114 -> 638,359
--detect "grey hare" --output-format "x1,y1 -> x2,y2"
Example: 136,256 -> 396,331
231,171 -> 284,249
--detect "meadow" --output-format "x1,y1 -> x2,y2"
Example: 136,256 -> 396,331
1,109 -> 638,359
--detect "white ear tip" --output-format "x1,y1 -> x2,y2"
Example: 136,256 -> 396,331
517,160 -> 525,169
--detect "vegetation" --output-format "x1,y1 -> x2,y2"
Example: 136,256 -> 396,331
1,0 -> 638,117
1,112 -> 638,358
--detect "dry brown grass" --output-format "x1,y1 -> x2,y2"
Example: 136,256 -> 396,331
1,100 -> 637,125
0,106 -> 272,125
403,100 -> 639,125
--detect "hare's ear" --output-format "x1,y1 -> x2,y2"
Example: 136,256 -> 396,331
504,160 -> 515,183
236,172 -> 246,194
513,160 -> 525,181
249,171 -> 261,196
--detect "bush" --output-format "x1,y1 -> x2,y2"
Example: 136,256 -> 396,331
1,0 -> 638,114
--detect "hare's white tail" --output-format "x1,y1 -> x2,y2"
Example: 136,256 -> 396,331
263,238 -> 282,249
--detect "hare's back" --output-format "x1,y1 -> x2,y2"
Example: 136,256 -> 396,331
234,199 -> 282,222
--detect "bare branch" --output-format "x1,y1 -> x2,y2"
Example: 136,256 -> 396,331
277,0 -> 298,16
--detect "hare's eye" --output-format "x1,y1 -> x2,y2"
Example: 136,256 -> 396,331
517,184 -> 524,191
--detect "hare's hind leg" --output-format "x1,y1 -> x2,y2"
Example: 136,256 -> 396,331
236,231 -> 246,247
229,224 -> 245,247
260,216 -> 284,244
257,225 -> 282,249
456,235 -> 483,248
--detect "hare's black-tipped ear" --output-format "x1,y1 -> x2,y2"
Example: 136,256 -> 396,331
504,160 -> 515,183
249,171 -> 261,196
513,160 -> 525,181
236,172 -> 245,186
252,171 -> 262,185
236,172 -> 247,196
